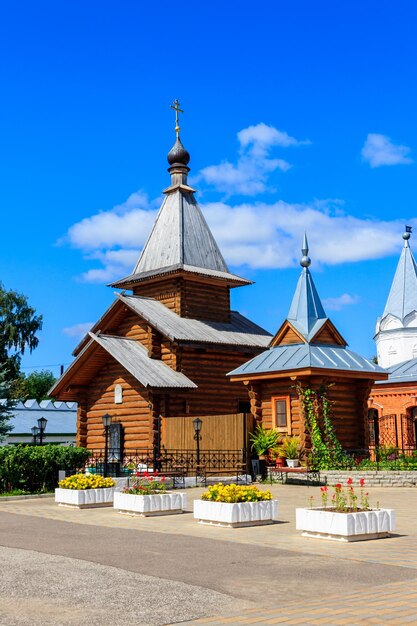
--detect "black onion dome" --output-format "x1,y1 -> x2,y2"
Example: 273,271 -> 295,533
167,137 -> 190,166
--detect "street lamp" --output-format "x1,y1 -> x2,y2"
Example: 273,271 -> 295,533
102,413 -> 112,478
193,417 -> 203,469
31,426 -> 39,445
37,417 -> 47,445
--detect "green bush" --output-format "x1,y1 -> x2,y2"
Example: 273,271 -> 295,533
0,445 -> 91,494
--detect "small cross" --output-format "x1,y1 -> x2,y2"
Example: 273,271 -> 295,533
170,99 -> 184,137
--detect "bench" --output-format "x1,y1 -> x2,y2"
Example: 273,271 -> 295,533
198,463 -> 249,486
269,466 -> 320,486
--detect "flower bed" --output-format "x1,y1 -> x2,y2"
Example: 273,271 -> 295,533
113,472 -> 187,516
296,478 -> 395,541
114,491 -> 187,516
194,483 -> 278,528
55,474 -> 116,508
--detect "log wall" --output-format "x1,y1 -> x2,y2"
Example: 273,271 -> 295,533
84,361 -> 151,450
133,277 -> 230,322
254,375 -> 374,451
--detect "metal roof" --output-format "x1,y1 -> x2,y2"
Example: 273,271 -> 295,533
228,344 -> 387,378
381,236 -> 417,323
286,235 -> 328,340
375,356 -> 417,385
91,333 -> 197,389
2,400 -> 76,434
111,189 -> 251,288
118,293 -> 272,347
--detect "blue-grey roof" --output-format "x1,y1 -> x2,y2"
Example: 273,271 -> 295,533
118,294 -> 272,348
2,400 -> 76,434
91,333 -> 197,389
286,235 -> 329,341
111,189 -> 250,287
228,344 -> 386,378
376,356 -> 417,385
381,238 -> 417,322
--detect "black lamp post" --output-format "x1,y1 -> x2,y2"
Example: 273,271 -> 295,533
31,426 -> 39,445
193,417 -> 202,469
37,417 -> 47,445
102,413 -> 112,477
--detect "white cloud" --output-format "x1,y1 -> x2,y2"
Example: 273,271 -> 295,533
322,293 -> 360,311
63,322 -> 94,339
361,133 -> 413,168
195,122 -> 309,196
60,124 -> 416,284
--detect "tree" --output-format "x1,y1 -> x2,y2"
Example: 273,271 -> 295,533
0,366 -> 13,442
11,370 -> 57,402
0,283 -> 43,383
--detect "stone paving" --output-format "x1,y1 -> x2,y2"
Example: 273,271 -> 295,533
0,484 -> 417,624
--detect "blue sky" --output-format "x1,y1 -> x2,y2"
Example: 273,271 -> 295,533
1,1 -> 416,377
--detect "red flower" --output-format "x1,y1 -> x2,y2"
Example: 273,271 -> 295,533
320,486 -> 328,492
335,483 -> 342,490
347,477 -> 353,485
359,478 -> 365,487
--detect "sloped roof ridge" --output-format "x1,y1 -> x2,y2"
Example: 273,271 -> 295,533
382,238 -> 417,323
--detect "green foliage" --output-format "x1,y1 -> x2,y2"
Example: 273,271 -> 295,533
10,369 -> 57,402
0,365 -> 13,442
276,435 -> 303,460
296,382 -> 347,470
0,445 -> 91,494
0,282 -> 43,382
249,424 -> 279,456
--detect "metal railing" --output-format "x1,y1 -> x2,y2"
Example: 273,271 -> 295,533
86,448 -> 247,476
337,446 -> 417,471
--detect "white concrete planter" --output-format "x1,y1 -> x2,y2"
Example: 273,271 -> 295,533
55,487 -> 115,509
296,507 -> 396,542
193,499 -> 278,528
113,491 -> 187,516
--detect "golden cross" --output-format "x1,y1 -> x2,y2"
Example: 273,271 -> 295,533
170,99 -> 184,137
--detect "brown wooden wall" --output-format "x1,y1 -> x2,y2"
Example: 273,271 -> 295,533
82,361 -> 151,450
133,276 -> 230,322
249,375 -> 373,451
162,413 -> 254,451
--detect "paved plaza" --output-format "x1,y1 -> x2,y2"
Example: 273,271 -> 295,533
0,484 -> 417,625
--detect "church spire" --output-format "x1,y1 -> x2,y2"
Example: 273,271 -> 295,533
286,234 -> 328,340
375,227 -> 417,368
110,102 -> 251,292
381,226 -> 417,322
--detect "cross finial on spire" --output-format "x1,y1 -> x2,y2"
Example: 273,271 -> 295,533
300,232 -> 311,268
170,99 -> 184,138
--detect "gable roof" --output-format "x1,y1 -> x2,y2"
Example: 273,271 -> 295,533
118,293 -> 272,347
92,334 -> 197,389
228,344 -> 387,380
50,332 -> 197,400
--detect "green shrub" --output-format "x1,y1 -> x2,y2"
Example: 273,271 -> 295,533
0,445 -> 91,494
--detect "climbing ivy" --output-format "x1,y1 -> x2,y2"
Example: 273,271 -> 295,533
295,382 -> 347,470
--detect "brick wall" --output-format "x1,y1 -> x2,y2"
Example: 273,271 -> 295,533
322,470 -> 417,487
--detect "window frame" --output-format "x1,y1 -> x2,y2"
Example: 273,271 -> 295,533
272,395 -> 292,434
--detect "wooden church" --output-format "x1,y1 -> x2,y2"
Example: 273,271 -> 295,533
228,235 -> 388,452
51,104 -> 271,455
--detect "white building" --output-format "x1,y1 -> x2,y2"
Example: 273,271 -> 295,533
1,399 -> 76,446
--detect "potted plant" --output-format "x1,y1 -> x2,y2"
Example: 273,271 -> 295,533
277,436 -> 303,467
55,473 -> 116,508
249,425 -> 279,459
296,478 -> 395,542
194,483 -> 277,528
113,472 -> 187,517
